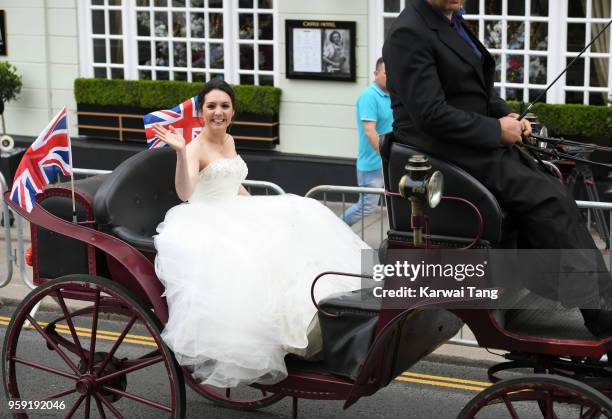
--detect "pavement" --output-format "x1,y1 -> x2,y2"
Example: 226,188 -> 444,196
0,203 -> 503,365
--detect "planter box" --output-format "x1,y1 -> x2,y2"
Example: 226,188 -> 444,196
76,103 -> 279,150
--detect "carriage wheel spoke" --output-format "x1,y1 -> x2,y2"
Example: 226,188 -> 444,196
581,406 -> 601,419
95,314 -> 138,377
261,389 -> 267,397
137,349 -> 160,360
64,394 -> 85,419
226,388 -> 231,398
26,314 -> 80,375
41,386 -> 77,401
101,385 -> 172,412
546,391 -> 555,419
12,356 -> 78,380
95,394 -> 125,419
87,290 -> 101,373
54,290 -> 87,363
83,394 -> 91,419
502,395 -> 519,419
96,355 -> 163,384
93,394 -> 107,419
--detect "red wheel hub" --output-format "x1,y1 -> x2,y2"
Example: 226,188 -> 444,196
76,375 -> 97,395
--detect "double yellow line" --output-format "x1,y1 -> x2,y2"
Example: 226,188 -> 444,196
0,315 -> 157,347
0,315 -> 491,392
397,371 -> 490,392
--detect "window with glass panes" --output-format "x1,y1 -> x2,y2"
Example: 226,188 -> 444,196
89,0 -> 126,79
80,0 -> 277,85
235,0 -> 275,86
462,0 -> 551,102
565,0 -> 612,105
134,0 -> 226,82
377,0 -> 612,105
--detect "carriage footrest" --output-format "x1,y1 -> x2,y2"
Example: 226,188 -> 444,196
318,288 -> 463,381
318,289 -> 380,380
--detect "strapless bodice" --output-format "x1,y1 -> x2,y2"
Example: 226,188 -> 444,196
189,156 -> 248,203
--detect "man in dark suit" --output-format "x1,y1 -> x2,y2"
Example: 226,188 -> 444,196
383,0 -> 612,336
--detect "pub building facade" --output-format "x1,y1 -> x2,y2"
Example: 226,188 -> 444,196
1,0 -> 611,193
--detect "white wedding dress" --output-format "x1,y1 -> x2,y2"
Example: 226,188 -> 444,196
154,155 -> 370,388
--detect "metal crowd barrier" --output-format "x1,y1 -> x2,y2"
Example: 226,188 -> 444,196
74,168 -> 285,195
3,175 -> 612,352
305,185 -> 387,246
0,172 -> 13,289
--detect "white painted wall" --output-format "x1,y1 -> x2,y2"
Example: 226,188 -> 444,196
2,0 -> 369,160
277,0 -> 370,158
1,0 -> 79,138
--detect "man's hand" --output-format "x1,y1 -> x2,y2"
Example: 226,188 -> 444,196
363,121 -> 381,155
508,113 -> 533,137
499,116 -> 523,145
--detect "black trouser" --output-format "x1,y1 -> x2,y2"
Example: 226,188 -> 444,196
461,146 -> 610,307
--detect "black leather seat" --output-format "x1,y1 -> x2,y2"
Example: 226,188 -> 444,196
93,148 -> 181,252
382,136 -> 515,247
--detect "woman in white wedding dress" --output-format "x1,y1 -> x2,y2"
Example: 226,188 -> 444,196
153,79 -> 370,388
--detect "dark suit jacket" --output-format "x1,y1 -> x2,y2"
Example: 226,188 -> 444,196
383,0 -> 514,158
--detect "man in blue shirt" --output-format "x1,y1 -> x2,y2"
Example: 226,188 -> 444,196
342,57 -> 394,226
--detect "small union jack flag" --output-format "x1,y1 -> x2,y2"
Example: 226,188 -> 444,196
10,107 -> 72,212
143,96 -> 203,149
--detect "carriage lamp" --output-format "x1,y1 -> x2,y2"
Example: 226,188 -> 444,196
399,155 -> 444,246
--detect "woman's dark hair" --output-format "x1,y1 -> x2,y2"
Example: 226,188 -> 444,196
329,30 -> 342,42
196,78 -> 236,115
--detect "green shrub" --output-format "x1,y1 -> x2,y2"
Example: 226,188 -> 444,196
607,98 -> 612,133
74,78 -> 282,115
531,103 -> 610,139
0,62 -> 23,105
503,100 -> 610,139
506,100 -> 521,113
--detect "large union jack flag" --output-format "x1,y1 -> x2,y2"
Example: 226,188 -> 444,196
143,96 -> 202,149
10,107 -> 72,212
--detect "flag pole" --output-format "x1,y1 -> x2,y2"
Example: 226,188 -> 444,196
65,107 -> 77,223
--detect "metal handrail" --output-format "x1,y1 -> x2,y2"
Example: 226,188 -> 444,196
306,185 -> 384,197
73,168 -> 111,176
15,215 -> 34,290
243,180 -> 285,195
72,168 -> 286,195
576,200 -> 612,210
0,172 -> 13,288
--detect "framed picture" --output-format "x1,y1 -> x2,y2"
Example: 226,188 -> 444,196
0,11 -> 6,56
285,20 -> 356,82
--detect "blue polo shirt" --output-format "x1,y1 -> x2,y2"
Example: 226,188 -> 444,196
356,83 -> 393,171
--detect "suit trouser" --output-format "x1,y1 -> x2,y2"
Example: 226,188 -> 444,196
456,145 -> 610,307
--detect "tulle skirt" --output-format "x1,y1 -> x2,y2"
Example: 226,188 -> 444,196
154,194 -> 370,387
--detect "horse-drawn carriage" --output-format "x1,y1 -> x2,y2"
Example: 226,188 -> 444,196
3,135 -> 612,418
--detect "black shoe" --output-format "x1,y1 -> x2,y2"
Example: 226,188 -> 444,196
581,308 -> 612,338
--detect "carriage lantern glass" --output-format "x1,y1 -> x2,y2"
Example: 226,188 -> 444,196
427,170 -> 444,209
399,155 -> 444,209
399,155 -> 444,246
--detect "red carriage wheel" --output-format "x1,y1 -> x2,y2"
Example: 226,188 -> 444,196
183,369 -> 285,410
2,275 -> 185,418
458,374 -> 612,419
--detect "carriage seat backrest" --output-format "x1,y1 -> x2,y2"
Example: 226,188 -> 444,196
384,140 -> 510,245
93,148 -> 181,252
